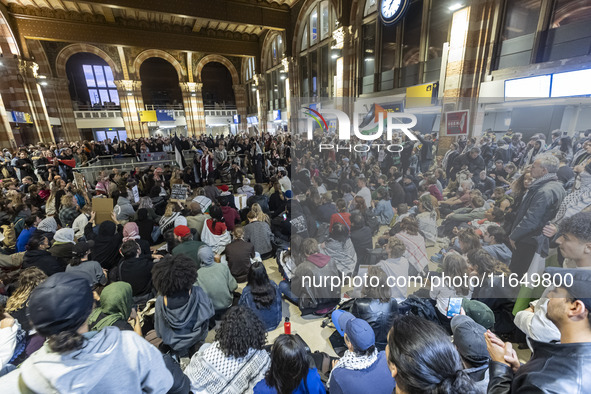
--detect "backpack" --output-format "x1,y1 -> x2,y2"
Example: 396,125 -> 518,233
365,212 -> 380,235
399,295 -> 439,324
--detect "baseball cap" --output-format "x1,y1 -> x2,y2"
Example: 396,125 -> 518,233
332,310 -> 375,352
451,315 -> 489,366
174,225 -> 191,238
72,240 -> 94,257
545,267 -> 591,307
27,272 -> 94,336
462,299 -> 495,330
284,190 -> 293,199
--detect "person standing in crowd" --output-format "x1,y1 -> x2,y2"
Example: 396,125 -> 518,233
509,155 -> 566,276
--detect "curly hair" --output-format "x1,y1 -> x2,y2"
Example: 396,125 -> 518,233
559,212 -> 591,243
215,306 -> 267,358
466,249 -> 510,276
151,254 -> 198,296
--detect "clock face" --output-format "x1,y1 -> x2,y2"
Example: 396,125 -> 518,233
379,0 -> 409,25
381,0 -> 402,19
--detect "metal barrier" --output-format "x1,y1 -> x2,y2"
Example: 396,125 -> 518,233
75,157 -> 175,185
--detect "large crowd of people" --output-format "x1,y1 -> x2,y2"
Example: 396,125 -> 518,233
0,126 -> 589,393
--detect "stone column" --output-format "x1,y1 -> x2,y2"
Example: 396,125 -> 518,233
0,92 -> 17,149
21,61 -> 54,144
180,82 -> 206,137
232,84 -> 248,134
253,74 -> 267,134
438,0 -> 498,153
282,57 -> 297,134
115,80 -> 146,139
46,77 -> 80,142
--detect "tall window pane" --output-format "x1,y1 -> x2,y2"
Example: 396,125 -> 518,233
99,89 -> 110,104
88,89 -> 100,105
301,54 -> 309,96
321,1 -> 330,40
310,50 -> 318,97
302,23 -> 309,50
94,65 -> 106,87
311,9 -> 318,45
401,0 -> 422,68
364,0 -> 377,16
320,45 -> 329,96
381,23 -> 397,72
427,2 -> 449,60
83,65 -> 95,87
502,0 -> 541,40
104,66 -> 116,88
109,90 -> 120,105
362,23 -> 376,76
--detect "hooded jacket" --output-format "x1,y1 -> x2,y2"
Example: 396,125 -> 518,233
155,286 -> 215,353
22,249 -> 64,277
86,221 -> 123,270
115,196 -> 135,222
196,247 -> 238,311
0,327 -> 173,393
291,253 -> 340,312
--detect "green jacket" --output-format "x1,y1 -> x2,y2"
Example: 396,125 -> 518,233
172,240 -> 205,266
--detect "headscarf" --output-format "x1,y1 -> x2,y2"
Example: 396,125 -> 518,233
37,217 -> 57,234
122,222 -> 140,242
87,282 -> 133,331
53,228 -> 75,244
98,220 -> 116,237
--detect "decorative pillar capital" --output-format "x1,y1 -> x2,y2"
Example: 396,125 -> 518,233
232,84 -> 246,94
114,79 -> 142,93
332,26 -> 352,50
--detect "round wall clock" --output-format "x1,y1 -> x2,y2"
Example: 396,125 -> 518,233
379,0 -> 410,26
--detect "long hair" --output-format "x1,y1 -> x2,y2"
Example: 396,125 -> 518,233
361,265 -> 392,303
387,315 -> 476,394
466,249 -> 510,276
247,261 -> 276,308
6,267 -> 47,313
441,254 -> 471,296
251,203 -> 270,225
457,228 -> 480,254
265,334 -> 310,394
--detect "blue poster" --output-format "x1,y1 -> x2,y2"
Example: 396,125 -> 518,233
156,110 -> 175,121
233,114 -> 241,124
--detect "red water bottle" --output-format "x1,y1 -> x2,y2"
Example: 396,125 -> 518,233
284,317 -> 291,334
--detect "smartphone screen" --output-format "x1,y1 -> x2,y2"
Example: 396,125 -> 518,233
446,297 -> 463,318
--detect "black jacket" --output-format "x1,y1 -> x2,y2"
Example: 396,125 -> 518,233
351,298 -> 398,351
509,176 -> 565,244
22,249 -> 64,277
225,239 -> 255,282
85,221 -> 123,270
487,339 -> 591,393
350,225 -> 373,269
117,256 -> 153,297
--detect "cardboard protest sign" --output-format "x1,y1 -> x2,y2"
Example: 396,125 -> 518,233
93,197 -> 113,225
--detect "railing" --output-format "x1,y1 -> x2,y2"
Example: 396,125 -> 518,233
74,104 -> 121,111
144,104 -> 184,110
75,156 -> 175,185
204,109 -> 238,117
74,110 -> 122,119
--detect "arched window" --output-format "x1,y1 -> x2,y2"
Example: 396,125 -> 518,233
299,0 -> 337,98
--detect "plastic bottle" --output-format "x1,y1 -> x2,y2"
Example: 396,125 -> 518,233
284,317 -> 291,334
